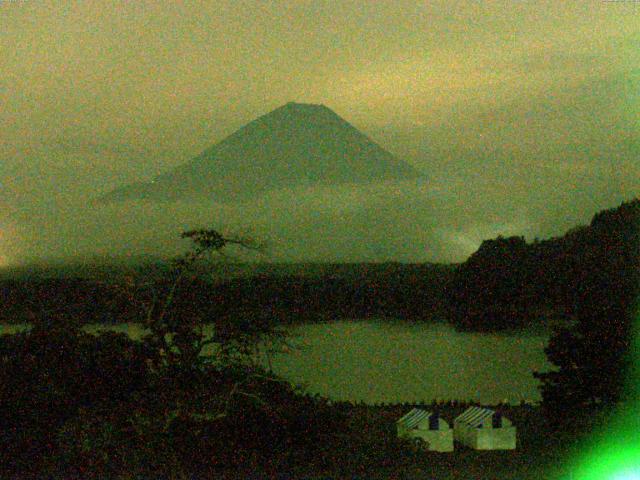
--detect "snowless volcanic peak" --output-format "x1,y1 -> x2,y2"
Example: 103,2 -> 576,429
99,102 -> 424,203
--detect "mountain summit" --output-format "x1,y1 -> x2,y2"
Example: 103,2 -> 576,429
99,102 -> 424,203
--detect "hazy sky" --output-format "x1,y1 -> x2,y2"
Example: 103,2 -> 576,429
1,1 -> 639,265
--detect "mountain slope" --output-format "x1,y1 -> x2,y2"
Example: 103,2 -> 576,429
99,102 -> 424,203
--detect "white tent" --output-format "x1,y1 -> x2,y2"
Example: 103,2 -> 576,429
396,408 -> 453,452
453,406 -> 516,450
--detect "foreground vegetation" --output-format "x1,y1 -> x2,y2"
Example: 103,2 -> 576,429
0,315 -> 606,480
1,198 -> 637,478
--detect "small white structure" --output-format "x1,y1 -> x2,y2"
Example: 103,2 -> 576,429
453,406 -> 516,450
396,408 -> 453,452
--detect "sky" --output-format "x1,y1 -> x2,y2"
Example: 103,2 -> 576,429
1,0 -> 639,265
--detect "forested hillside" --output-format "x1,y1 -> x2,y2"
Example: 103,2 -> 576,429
448,198 -> 639,330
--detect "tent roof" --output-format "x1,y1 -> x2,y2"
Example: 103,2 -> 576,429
396,408 -> 433,429
455,406 -> 496,428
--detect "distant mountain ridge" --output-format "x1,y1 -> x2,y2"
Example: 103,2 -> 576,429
99,102 -> 424,203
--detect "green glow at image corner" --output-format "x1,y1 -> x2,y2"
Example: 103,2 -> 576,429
571,445 -> 640,480
567,305 -> 640,480
611,470 -> 640,480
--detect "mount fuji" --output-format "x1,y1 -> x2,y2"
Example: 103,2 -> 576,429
99,102 -> 424,203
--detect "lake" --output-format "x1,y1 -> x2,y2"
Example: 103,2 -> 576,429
1,319 -> 551,405
268,320 -> 551,405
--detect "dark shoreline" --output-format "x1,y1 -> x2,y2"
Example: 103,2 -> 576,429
0,260 -> 568,333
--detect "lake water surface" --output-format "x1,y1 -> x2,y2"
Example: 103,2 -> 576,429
269,320 -> 551,405
2,320 -> 551,404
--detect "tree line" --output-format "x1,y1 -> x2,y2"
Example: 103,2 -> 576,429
447,198 -> 639,332
0,263 -> 454,326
